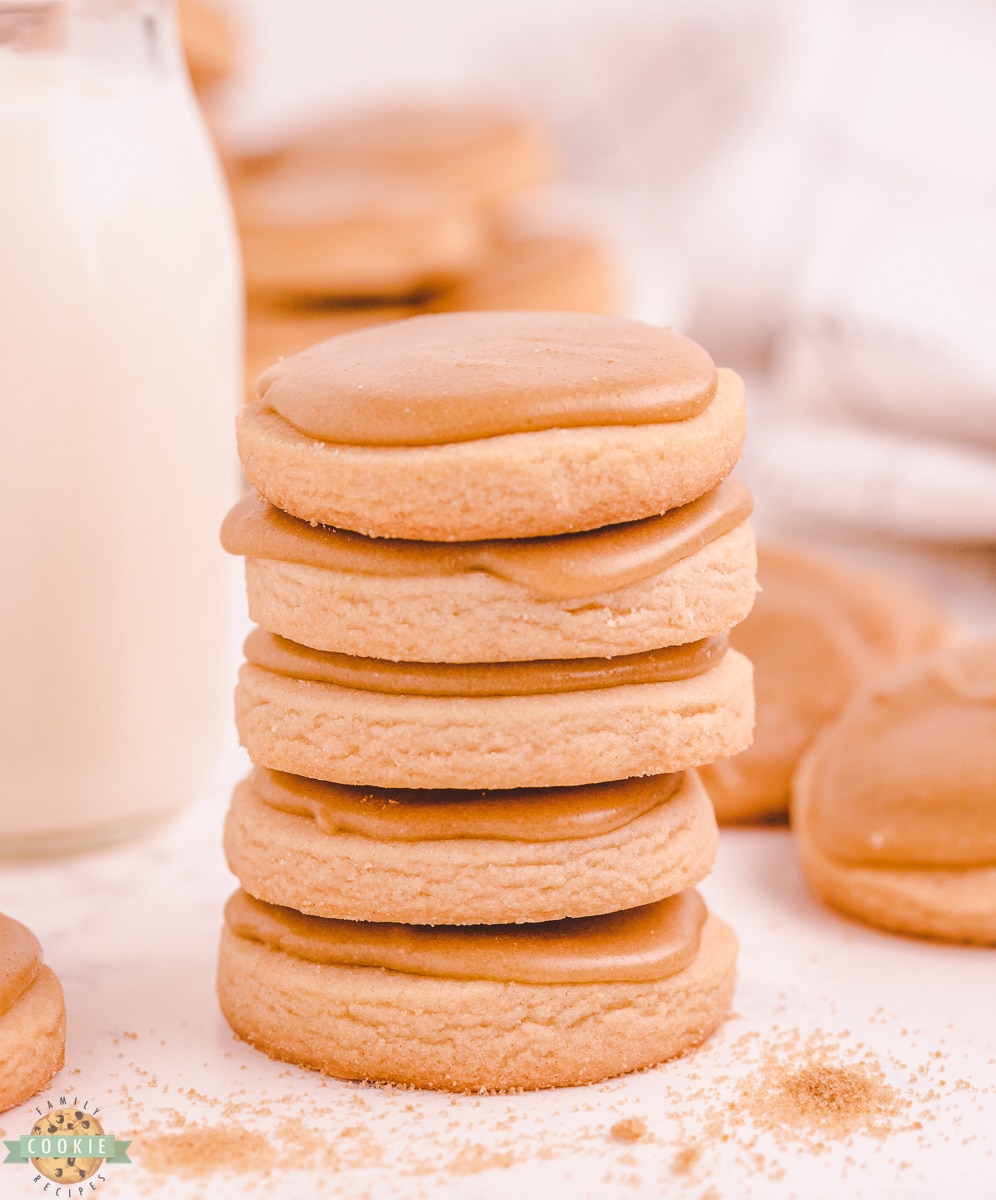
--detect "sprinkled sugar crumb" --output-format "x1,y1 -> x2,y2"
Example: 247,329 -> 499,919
136,1123 -> 271,1178
61,1015 -> 988,1196
609,1117 -> 647,1143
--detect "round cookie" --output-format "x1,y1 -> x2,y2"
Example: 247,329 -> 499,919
234,632 -> 754,790
253,102 -> 554,209
178,0 -> 239,93
222,476 -> 757,661
224,767 -> 718,924
430,230 -> 619,315
700,543 -> 951,823
237,311 -> 746,540
217,889 -> 738,1092
0,914 -> 66,1113
793,638 -> 996,944
233,163 -> 490,302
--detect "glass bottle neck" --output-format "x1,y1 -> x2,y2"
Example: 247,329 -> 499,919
0,1 -> 183,80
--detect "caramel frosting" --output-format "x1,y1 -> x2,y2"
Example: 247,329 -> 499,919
251,766 -> 684,842
225,888 -> 707,983
243,629 -> 727,696
803,640 -> 996,867
0,913 -> 42,1018
222,476 -> 752,602
255,311 -> 718,446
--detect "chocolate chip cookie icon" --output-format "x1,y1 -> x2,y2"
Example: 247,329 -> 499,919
30,1107 -> 104,1183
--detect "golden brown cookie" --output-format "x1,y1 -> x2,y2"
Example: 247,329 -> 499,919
234,163 -> 490,302
0,914 -> 66,1112
224,767 -> 717,924
237,312 -> 746,540
700,543 -> 951,823
793,638 -> 996,944
221,476 -> 757,661
217,888 -> 737,1091
234,630 -> 754,790
178,0 -> 239,93
430,229 -> 619,315
253,103 -> 554,210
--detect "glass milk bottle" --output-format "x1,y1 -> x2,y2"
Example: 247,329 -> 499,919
0,0 -> 242,854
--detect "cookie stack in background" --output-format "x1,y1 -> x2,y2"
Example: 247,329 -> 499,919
218,310 -> 756,1091
228,102 -> 620,400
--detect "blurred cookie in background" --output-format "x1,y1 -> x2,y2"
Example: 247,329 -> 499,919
792,637 -> 996,945
700,543 -> 951,824
251,102 -> 555,211
429,225 -> 619,316
178,0 -> 240,95
234,162 -> 491,303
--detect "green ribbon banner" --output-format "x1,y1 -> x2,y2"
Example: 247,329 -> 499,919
3,1135 -> 131,1165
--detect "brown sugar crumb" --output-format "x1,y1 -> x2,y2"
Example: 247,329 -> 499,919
447,1143 -> 516,1174
672,1142 -> 703,1174
610,1116 -> 648,1144
136,1122 -> 274,1177
734,1045 -> 908,1144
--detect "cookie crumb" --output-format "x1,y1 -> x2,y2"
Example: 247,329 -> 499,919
673,1142 -> 703,1174
135,1122 -> 273,1177
735,1048 -> 908,1143
447,1143 -> 516,1174
610,1116 -> 647,1143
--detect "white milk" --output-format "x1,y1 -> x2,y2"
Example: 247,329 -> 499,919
0,21 -> 241,852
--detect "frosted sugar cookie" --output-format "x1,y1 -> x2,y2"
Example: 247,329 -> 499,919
700,543 -> 950,823
793,638 -> 996,944
221,476 -> 757,661
234,629 -> 754,790
236,311 -> 746,540
234,163 -> 489,302
430,230 -> 618,315
0,913 -> 65,1112
217,887 -> 737,1091
255,102 -> 554,209
178,0 -> 239,93
224,767 -> 717,924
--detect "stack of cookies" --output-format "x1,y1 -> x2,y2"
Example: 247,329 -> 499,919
218,310 -> 756,1091
230,102 -> 618,398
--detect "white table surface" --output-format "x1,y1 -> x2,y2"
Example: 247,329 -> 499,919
1,722 -> 993,1200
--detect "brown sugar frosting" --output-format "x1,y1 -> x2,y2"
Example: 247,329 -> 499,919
251,766 -> 683,842
243,628 -> 727,696
799,640 -> 996,867
701,543 -> 951,823
222,476 -> 752,602
0,913 -> 42,1017
224,887 -> 707,983
255,311 -> 718,446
